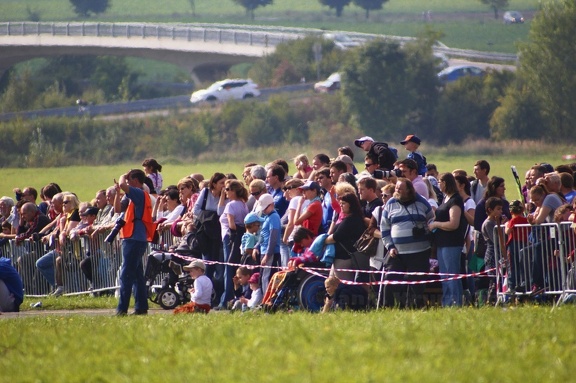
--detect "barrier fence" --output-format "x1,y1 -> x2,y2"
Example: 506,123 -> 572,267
1,222 -> 574,304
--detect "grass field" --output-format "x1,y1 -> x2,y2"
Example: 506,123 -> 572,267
1,304 -> 574,382
0,149 -> 562,203
0,0 -> 538,52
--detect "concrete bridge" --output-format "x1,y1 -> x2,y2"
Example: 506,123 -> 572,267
0,22 -> 302,83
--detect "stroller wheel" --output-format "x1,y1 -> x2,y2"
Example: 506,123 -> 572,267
298,274 -> 326,312
157,288 -> 180,310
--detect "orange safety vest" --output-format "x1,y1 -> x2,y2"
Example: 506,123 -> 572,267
120,191 -> 156,242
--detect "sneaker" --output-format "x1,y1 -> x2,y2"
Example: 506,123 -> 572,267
130,310 -> 148,316
52,286 -> 65,297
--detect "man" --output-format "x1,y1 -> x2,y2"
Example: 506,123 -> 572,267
253,194 -> 281,294
315,168 -> 334,234
312,153 -> 331,171
266,164 -> 289,218
425,163 -> 439,179
364,154 -> 380,178
114,169 -> 155,316
398,159 -> 428,199
380,178 -> 434,308
16,202 -> 51,243
559,172 -> 576,204
329,160 -> 348,219
0,197 -> 16,232
354,135 -> 397,171
471,160 -> 490,203
0,257 -> 23,313
357,177 -> 383,225
88,188 -> 116,237
335,154 -> 355,174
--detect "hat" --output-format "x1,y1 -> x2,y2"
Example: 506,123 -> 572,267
244,212 -> 265,225
299,180 -> 321,192
335,155 -> 354,167
183,259 -> 206,271
539,163 -> 554,173
354,136 -> 374,148
254,193 -> 274,214
80,207 -> 99,216
400,134 -> 421,145
248,272 -> 260,284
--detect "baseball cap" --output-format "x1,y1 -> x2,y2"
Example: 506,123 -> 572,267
183,259 -> 206,271
354,136 -> 374,148
299,180 -> 321,192
254,193 -> 274,214
244,212 -> 265,225
400,134 -> 421,145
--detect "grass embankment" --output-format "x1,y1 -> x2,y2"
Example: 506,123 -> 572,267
1,0 -> 538,52
1,305 -> 574,382
0,141 -> 564,202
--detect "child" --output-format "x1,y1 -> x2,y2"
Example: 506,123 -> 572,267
142,158 -> 163,194
238,272 -> 262,311
400,134 -> 427,176
230,266 -> 252,311
505,200 -> 529,293
481,197 -> 504,303
322,276 -> 368,313
241,212 -> 264,265
174,259 -> 213,314
288,227 -> 316,269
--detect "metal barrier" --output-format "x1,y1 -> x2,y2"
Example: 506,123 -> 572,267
1,229 -> 180,297
494,222 -> 574,305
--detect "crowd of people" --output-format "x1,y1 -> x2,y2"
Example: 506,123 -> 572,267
1,137 -> 576,314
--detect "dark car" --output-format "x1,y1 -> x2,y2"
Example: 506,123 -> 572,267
503,11 -> 525,24
437,65 -> 485,83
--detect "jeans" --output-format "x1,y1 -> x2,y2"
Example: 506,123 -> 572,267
261,252 -> 281,295
36,250 -> 57,287
117,239 -> 149,314
437,246 -> 463,307
280,242 -> 290,268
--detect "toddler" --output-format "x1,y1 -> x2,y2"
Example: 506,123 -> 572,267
174,259 -> 213,314
241,212 -> 264,265
400,134 -> 427,176
238,272 -> 263,311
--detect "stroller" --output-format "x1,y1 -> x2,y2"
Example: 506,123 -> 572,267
144,229 -> 202,310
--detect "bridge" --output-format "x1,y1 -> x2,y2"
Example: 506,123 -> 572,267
0,22 -> 299,83
0,22 -> 517,83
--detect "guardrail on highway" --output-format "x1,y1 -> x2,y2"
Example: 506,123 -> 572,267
0,22 -> 518,62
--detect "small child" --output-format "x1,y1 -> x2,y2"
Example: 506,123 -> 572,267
400,134 -> 427,176
174,259 -> 213,314
505,200 -> 529,293
241,212 -> 264,265
322,276 -> 368,313
288,227 -> 317,269
238,272 -> 262,311
230,266 -> 252,311
481,197 -> 504,302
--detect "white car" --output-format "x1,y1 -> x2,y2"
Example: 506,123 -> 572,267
322,33 -> 361,50
190,79 -> 260,103
314,73 -> 341,93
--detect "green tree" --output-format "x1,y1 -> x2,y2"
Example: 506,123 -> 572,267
517,0 -> 576,141
353,0 -> 387,20
232,0 -> 273,20
69,0 -> 110,18
479,0 -> 509,19
319,0 -> 351,17
0,70 -> 37,112
341,38 -> 438,138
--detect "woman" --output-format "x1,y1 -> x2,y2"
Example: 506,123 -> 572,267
281,178 -> 305,250
527,184 -> 566,293
170,177 -> 199,237
454,174 -> 477,298
294,181 -> 323,237
36,192 -> 81,296
292,154 -> 313,180
473,176 -> 511,232
428,173 -> 468,307
142,158 -> 163,194
248,179 -> 267,212
325,193 -> 367,282
218,179 -> 249,309
154,188 -> 184,228
194,172 -> 227,305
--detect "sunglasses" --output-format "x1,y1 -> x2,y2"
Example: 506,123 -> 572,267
225,188 -> 230,191
251,191 -> 262,196
282,186 -> 297,192
63,201 -> 71,204
382,194 -> 391,199
365,163 -> 375,168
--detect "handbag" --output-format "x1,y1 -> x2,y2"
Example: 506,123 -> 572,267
354,227 -> 379,257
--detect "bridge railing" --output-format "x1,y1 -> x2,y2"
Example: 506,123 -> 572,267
0,21 -> 518,62
0,21 -> 299,48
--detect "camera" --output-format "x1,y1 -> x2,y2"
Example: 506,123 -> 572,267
412,225 -> 426,238
105,214 -> 126,243
373,168 -> 402,179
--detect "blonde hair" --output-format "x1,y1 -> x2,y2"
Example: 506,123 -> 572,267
325,276 -> 341,288
293,154 -> 309,167
62,192 -> 80,210
334,182 -> 356,197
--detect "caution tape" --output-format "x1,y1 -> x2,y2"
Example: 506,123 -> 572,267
171,253 -> 496,286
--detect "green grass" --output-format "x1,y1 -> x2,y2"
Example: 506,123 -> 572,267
1,306 -> 574,382
0,0 -> 539,52
0,147 -> 561,203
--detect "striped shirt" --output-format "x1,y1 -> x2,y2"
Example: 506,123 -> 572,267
380,194 -> 434,254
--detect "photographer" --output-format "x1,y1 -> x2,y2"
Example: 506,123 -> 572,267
113,169 -> 155,316
380,178 -> 434,308
365,154 -> 401,181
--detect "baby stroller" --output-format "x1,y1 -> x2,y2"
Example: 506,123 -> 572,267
144,229 -> 203,310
